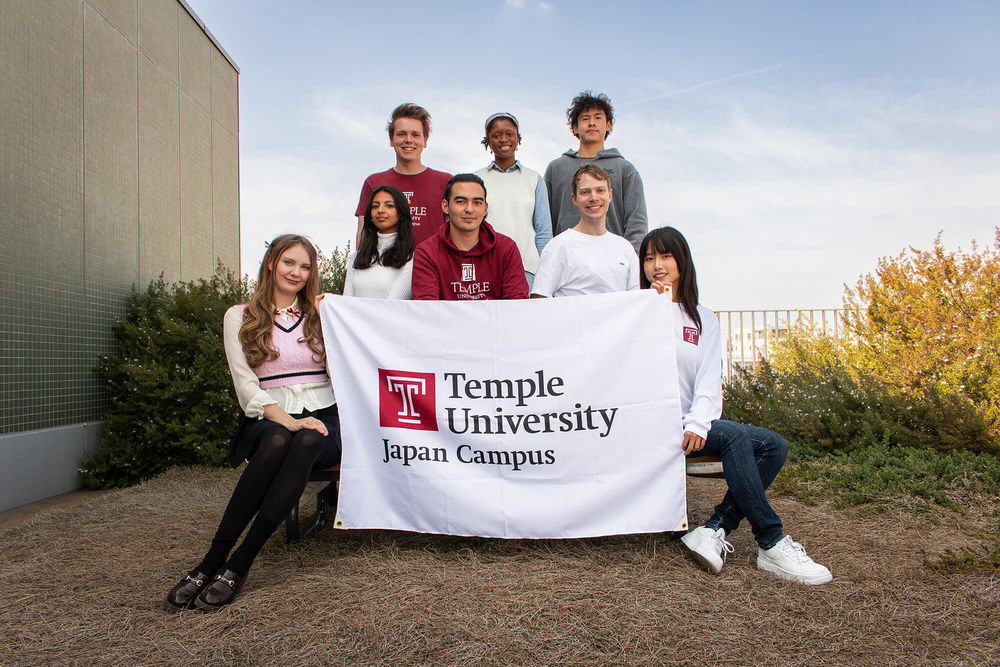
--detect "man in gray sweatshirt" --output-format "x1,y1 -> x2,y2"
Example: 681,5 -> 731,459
543,91 -> 648,253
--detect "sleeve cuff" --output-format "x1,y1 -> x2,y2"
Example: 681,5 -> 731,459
683,422 -> 709,440
245,393 -> 277,419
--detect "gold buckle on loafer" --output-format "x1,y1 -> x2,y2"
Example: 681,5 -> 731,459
214,574 -> 237,588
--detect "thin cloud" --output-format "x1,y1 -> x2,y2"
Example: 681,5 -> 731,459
625,63 -> 789,105
613,84 -> 1000,308
505,0 -> 554,11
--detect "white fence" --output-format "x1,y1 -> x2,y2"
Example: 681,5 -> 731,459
715,309 -> 844,381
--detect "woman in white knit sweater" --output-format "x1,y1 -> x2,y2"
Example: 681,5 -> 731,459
344,185 -> 415,299
473,112 -> 551,291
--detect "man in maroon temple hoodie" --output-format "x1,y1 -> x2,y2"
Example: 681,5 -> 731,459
411,173 -> 529,300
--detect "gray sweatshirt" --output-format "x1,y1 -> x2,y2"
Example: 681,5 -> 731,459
543,147 -> 648,253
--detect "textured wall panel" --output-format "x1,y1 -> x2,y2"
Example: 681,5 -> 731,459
3,0 -> 238,441
180,94 -> 213,279
178,6 -> 210,109
212,118 -> 240,271
0,0 -> 87,433
85,0 -> 137,44
83,2 -> 140,421
84,3 -> 138,285
137,0 -> 177,83
138,56 -> 180,285
211,47 -> 238,136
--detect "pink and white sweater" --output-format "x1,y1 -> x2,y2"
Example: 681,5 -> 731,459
223,302 -> 335,418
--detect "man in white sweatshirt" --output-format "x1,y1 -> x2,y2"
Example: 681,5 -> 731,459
531,163 -> 638,298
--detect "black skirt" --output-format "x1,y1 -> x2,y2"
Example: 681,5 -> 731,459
227,403 -> 342,468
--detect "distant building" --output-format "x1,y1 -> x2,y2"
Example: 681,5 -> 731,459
724,322 -> 791,373
0,0 -> 240,512
716,310 -> 842,380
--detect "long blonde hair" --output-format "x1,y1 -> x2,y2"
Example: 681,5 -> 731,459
239,234 -> 324,368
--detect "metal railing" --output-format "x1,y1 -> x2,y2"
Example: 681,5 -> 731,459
715,309 -> 844,381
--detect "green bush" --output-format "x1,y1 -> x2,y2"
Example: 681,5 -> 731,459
724,359 -> 998,459
844,230 -> 1000,435
771,441 -> 1000,512
80,266 -> 250,488
83,247 -> 349,489
319,243 -> 350,296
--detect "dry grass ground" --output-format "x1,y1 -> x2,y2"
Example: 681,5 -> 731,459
1,466 -> 998,666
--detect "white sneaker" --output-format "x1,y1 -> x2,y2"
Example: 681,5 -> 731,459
680,526 -> 734,574
757,535 -> 833,585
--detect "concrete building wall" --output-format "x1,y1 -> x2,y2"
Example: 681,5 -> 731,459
0,0 -> 239,512
180,96 -> 215,279
138,55 -> 182,285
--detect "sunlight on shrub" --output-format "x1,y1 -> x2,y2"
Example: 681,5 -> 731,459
762,228 -> 1000,445
727,228 -> 1000,460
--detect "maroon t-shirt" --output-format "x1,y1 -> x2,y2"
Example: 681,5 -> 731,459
355,167 -> 452,247
411,221 -> 529,301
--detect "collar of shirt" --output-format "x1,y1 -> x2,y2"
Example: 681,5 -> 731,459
273,299 -> 301,323
488,160 -> 522,174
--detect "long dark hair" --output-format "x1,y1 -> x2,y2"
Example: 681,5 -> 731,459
355,185 -> 415,270
639,227 -> 702,333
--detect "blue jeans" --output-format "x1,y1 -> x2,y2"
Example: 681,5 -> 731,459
691,419 -> 787,549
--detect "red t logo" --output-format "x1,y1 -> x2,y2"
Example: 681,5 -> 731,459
378,369 -> 438,431
683,327 -> 699,345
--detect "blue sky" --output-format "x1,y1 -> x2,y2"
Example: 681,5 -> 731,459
190,0 -> 999,309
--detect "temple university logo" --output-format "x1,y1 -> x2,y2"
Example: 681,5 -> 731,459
683,327 -> 700,345
461,263 -> 476,281
378,369 -> 438,431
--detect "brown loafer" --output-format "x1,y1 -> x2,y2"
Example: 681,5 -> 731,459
193,569 -> 242,612
164,570 -> 210,612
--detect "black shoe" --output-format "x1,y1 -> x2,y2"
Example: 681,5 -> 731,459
164,570 -> 210,612
193,569 -> 243,612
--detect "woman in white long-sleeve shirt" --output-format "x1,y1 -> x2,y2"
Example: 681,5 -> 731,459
343,185 -> 414,299
165,234 -> 343,612
640,227 -> 832,585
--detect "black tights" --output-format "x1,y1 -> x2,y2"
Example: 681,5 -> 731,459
196,426 -> 340,578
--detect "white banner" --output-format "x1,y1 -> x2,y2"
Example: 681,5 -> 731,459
320,290 -> 687,539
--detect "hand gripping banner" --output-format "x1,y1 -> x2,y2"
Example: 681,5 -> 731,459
320,290 -> 687,538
